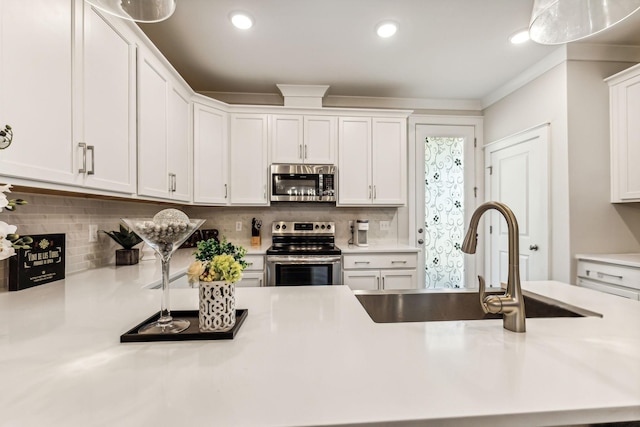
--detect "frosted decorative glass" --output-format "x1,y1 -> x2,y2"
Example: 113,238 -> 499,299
424,137 -> 465,288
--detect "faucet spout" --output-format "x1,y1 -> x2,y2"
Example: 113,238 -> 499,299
461,201 -> 526,333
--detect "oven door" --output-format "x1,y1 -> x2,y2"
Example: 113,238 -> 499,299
266,255 -> 342,286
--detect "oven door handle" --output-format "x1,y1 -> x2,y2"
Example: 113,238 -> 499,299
267,256 -> 341,264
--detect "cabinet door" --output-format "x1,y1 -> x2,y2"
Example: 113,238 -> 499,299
193,103 -> 228,204
167,83 -> 192,202
338,117 -> 372,205
343,270 -> 380,291
237,271 -> 264,287
229,113 -> 269,205
304,116 -> 336,164
81,5 -> 136,193
0,0 -> 75,184
381,269 -> 417,290
271,115 -> 303,163
137,51 -> 169,199
611,73 -> 640,201
372,117 -> 406,205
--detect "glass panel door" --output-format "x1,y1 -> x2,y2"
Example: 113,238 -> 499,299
415,125 -> 476,289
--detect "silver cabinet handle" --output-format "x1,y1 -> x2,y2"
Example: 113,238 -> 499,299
225,184 -> 228,198
259,278 -> 262,287
299,144 -> 302,159
78,142 -> 87,174
373,185 -> 377,199
87,145 -> 95,175
382,276 -> 385,288
377,276 -> 380,289
168,173 -> 177,192
354,261 -> 370,264
529,244 -> 539,251
391,260 -> 407,264
173,174 -> 177,192
586,270 -> 623,280
368,185 -> 372,199
304,144 -> 308,159
418,228 -> 424,233
418,239 -> 424,244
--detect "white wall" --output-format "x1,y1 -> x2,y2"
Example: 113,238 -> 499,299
483,63 -> 572,282
484,59 -> 640,284
566,60 -> 640,275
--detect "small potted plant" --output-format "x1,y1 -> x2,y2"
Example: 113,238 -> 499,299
187,237 -> 247,332
100,224 -> 143,265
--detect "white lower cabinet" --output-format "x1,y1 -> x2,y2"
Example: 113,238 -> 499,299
237,254 -> 264,287
343,252 -> 418,290
576,257 -> 640,300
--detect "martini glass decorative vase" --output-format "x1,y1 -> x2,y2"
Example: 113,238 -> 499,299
122,210 -> 204,334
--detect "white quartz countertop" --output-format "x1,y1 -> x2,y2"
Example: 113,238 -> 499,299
1,251 -> 640,426
576,252 -> 640,268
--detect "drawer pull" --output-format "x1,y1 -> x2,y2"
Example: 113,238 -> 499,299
391,260 -> 407,264
355,261 -> 371,264
247,262 -> 253,267
587,270 -> 623,280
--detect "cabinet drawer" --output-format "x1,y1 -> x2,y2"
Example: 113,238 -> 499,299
343,253 -> 417,270
576,260 -> 640,291
577,278 -> 640,300
244,254 -> 264,271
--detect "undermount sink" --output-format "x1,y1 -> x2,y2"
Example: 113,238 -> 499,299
354,289 -> 602,323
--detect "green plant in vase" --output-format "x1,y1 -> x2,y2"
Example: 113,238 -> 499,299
100,224 -> 143,265
187,237 -> 248,284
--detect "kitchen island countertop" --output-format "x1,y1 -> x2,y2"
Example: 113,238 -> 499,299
1,252 -> 639,427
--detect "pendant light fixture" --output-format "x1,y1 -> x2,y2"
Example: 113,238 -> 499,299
85,0 -> 176,23
529,0 -> 640,45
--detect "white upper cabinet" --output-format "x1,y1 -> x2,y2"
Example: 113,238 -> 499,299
338,117 -> 372,205
338,116 -> 407,206
78,4 -> 137,193
167,83 -> 192,202
137,49 -> 169,199
138,46 -> 192,202
229,113 -> 269,205
608,64 -> 640,202
271,114 -> 336,164
193,101 -> 228,205
372,117 -> 407,205
0,0 -> 75,184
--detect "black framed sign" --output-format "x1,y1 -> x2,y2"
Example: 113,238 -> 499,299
9,234 -> 65,291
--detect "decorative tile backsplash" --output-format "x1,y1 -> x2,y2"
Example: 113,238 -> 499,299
0,192 -> 400,291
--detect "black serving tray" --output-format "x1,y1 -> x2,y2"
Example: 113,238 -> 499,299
120,309 -> 248,343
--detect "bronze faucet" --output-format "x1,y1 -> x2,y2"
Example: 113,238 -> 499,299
461,201 -> 526,333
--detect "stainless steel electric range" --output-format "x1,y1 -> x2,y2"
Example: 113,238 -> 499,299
265,221 -> 342,286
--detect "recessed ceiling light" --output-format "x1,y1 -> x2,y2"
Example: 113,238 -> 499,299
230,12 -> 253,30
376,21 -> 398,38
509,29 -> 530,44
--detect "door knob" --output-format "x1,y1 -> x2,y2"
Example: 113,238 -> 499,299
418,239 -> 424,244
529,244 -> 539,251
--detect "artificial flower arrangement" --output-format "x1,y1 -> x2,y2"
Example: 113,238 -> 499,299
0,125 -> 31,260
187,237 -> 247,284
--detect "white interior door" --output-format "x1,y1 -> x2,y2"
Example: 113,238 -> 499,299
415,124 -> 476,289
485,124 -> 549,287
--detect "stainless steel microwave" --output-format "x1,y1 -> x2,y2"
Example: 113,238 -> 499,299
270,164 -> 336,202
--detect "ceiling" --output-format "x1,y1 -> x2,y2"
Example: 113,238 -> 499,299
138,0 -> 640,105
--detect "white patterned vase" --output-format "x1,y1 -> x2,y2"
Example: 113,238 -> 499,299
199,281 -> 236,332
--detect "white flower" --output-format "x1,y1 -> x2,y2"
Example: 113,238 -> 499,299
0,184 -> 11,194
0,220 -> 17,260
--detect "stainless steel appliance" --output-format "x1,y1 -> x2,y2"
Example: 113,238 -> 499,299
270,164 -> 336,203
266,221 -> 342,286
